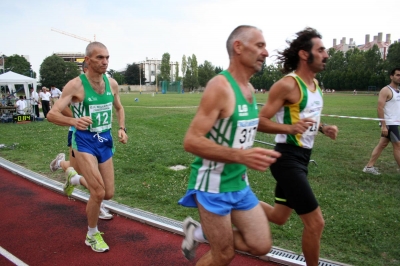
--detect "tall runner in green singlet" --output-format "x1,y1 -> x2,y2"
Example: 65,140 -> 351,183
48,42 -> 128,253
258,28 -> 338,266
178,26 -> 280,265
49,60 -> 114,220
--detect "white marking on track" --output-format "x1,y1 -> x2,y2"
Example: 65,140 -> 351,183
0,246 -> 29,266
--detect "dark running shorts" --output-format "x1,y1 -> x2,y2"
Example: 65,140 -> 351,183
381,125 -> 400,142
269,143 -> 318,215
67,130 -> 73,147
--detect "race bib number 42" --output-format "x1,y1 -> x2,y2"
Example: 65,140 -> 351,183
232,118 -> 259,149
89,102 -> 112,132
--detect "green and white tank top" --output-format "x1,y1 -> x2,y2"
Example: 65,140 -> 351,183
70,74 -> 114,133
275,73 -> 323,149
187,70 -> 259,193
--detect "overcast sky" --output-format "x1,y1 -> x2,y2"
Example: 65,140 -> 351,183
2,0 -> 399,79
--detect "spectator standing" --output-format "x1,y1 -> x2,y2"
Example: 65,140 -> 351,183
40,87 -> 51,118
15,95 -> 27,114
50,85 -> 62,107
29,88 -> 40,118
363,67 -> 400,175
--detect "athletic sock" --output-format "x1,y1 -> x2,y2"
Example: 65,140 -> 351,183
56,160 -> 62,168
71,175 -> 82,186
88,226 -> 99,237
193,225 -> 207,242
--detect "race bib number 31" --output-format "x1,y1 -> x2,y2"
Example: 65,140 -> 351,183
232,118 -> 259,149
89,103 -> 112,132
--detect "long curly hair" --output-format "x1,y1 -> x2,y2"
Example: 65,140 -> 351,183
277,27 -> 322,74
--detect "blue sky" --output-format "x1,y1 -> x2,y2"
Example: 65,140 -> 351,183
2,0 -> 399,79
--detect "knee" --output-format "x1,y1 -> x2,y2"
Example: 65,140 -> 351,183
249,239 -> 272,256
273,217 -> 287,226
91,186 -> 106,200
104,190 -> 114,200
306,216 -> 325,235
379,142 -> 389,149
211,246 -> 235,265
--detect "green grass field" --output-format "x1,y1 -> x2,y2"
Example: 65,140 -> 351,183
0,92 -> 399,266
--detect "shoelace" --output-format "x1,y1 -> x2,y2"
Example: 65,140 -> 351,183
93,133 -> 108,143
92,232 -> 106,243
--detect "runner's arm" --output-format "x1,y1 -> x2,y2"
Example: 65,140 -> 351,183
110,78 -> 128,144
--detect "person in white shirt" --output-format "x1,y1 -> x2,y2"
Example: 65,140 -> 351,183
15,95 -> 27,114
40,87 -> 51,118
363,67 -> 400,175
29,88 -> 40,118
50,85 -> 62,107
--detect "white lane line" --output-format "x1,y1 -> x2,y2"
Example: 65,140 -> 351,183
0,246 -> 29,266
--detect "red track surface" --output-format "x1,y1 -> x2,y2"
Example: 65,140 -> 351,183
0,167 -> 278,266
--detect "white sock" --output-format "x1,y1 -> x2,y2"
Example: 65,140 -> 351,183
88,226 -> 98,236
71,175 -> 82,185
56,160 -> 62,168
193,225 -> 207,242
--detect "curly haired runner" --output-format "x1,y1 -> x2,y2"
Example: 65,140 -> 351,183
257,27 -> 338,266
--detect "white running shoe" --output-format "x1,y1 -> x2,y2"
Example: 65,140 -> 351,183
99,202 -> 113,220
50,153 -> 65,172
363,166 -> 380,175
181,217 -> 200,261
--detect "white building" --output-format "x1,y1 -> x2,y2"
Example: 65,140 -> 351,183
332,33 -> 399,60
138,57 -> 178,84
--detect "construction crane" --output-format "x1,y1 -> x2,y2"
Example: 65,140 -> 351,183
51,28 -> 96,43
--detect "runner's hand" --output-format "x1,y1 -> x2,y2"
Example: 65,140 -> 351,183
290,118 -> 315,135
324,125 -> 338,140
241,147 -> 280,171
75,116 -> 92,130
118,130 -> 128,144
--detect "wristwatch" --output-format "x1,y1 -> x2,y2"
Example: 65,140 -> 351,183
119,127 -> 127,133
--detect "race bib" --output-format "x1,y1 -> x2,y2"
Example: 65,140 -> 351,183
232,118 -> 259,149
89,102 -> 112,132
303,108 -> 321,136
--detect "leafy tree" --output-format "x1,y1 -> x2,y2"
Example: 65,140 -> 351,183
125,63 -> 145,85
64,62 -> 81,85
113,72 -> 125,85
250,64 -> 282,90
215,66 -> 223,74
198,60 -> 215,87
385,42 -> 400,83
364,45 -> 382,73
4,54 -> 32,76
190,54 -> 199,88
183,55 -> 200,90
40,55 -> 79,88
181,55 -> 187,77
160,53 -> 171,82
107,69 -> 116,78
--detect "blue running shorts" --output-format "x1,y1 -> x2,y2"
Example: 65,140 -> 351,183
178,186 -> 259,216
67,126 -> 75,147
72,130 -> 115,163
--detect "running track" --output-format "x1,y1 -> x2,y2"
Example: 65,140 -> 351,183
0,167 -> 278,265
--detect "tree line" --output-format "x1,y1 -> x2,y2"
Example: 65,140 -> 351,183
2,41 -> 399,94
250,42 -> 400,91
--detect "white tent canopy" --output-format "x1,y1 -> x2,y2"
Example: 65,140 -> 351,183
0,71 -> 37,98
